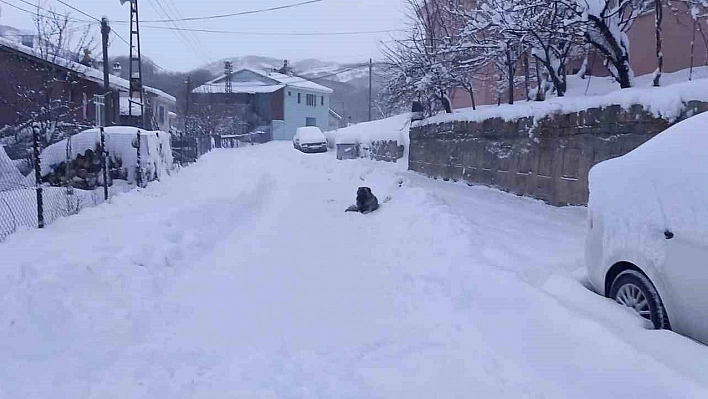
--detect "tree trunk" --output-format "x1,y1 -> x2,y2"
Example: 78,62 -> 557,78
690,17 -> 697,81
506,45 -> 514,105
523,53 -> 530,100
534,57 -> 543,101
653,0 -> 663,87
467,88 -> 476,110
586,15 -> 633,89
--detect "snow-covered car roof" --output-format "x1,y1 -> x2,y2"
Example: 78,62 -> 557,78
296,126 -> 326,143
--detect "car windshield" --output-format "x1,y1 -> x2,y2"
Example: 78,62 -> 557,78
4,0 -> 708,397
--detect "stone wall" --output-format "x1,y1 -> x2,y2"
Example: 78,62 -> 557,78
337,141 -> 405,163
409,101 -> 708,206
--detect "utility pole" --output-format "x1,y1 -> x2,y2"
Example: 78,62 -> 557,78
183,76 -> 191,165
101,17 -> 111,126
368,58 -> 372,122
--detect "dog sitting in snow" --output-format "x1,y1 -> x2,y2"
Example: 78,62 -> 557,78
346,187 -> 380,214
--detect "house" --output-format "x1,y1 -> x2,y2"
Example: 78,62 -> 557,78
0,34 -> 177,137
192,64 -> 334,140
449,3 -> 708,109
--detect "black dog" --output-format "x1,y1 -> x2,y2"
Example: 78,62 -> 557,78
346,187 -> 380,214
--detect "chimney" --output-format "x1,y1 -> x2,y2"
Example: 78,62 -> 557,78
278,59 -> 292,76
112,61 -> 122,76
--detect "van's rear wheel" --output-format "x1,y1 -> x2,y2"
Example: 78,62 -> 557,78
609,270 -> 671,330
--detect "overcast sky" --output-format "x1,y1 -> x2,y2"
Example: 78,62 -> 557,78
0,0 -> 407,71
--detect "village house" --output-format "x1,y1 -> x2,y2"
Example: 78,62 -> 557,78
191,62 -> 334,140
0,33 -> 177,139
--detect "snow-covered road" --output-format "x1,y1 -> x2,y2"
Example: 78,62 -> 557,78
3,142 -> 708,398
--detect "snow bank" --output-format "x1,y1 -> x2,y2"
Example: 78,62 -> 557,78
588,111 -> 708,270
0,146 -> 32,191
426,71 -> 708,126
40,126 -> 174,184
328,113 -> 412,147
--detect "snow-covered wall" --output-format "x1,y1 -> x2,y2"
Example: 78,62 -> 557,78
410,101 -> 708,206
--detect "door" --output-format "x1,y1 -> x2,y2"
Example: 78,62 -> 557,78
657,173 -> 708,343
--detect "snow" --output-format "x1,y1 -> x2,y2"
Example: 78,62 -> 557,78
193,68 -> 333,95
429,67 -> 708,126
40,126 -> 174,184
295,126 -> 326,144
3,143 -> 708,397
329,113 -> 412,147
0,146 -> 32,191
588,111 -> 708,272
192,82 -> 286,94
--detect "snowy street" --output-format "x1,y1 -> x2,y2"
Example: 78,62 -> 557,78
3,142 -> 708,398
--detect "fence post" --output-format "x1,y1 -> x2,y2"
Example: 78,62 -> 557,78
32,126 -> 44,228
101,127 -> 109,201
136,130 -> 142,188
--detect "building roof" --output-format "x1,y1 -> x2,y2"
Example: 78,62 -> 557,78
0,36 -> 176,103
192,67 -> 334,95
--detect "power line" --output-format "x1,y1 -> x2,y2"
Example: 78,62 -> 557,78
127,25 -> 403,36
114,0 -> 323,23
146,0 -> 214,65
158,0 -> 216,63
55,0 -> 100,22
3,0 -> 94,23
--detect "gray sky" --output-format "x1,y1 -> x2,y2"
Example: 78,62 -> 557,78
1,0 -> 407,71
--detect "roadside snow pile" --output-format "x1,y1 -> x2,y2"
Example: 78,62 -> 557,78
426,71 -> 708,126
328,113 -> 412,146
0,146 -> 32,191
588,111 -> 708,270
40,126 -> 174,184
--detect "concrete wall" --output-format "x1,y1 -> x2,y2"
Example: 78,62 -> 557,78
282,88 -> 330,140
336,140 -> 405,163
409,101 -> 708,206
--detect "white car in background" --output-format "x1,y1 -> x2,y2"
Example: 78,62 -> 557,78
293,127 -> 328,153
586,111 -> 708,344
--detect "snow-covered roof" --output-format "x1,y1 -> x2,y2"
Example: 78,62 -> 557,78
193,82 -> 286,94
0,36 -> 176,103
192,67 -> 333,95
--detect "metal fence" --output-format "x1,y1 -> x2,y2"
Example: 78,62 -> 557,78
0,127 -> 172,242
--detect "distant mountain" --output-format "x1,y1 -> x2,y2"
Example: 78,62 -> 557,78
198,56 -> 382,89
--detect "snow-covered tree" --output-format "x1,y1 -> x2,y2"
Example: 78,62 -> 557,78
558,0 -> 650,88
380,0 -> 457,117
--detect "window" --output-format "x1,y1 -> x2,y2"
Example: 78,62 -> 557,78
321,96 -> 324,106
82,93 -> 88,120
288,91 -> 291,96
94,94 -> 105,127
158,105 -> 165,124
306,117 -> 316,126
306,94 -> 316,107
298,93 -> 301,103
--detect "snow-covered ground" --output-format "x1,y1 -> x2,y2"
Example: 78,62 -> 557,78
2,143 -> 708,398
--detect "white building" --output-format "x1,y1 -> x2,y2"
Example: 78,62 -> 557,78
192,66 -> 334,141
